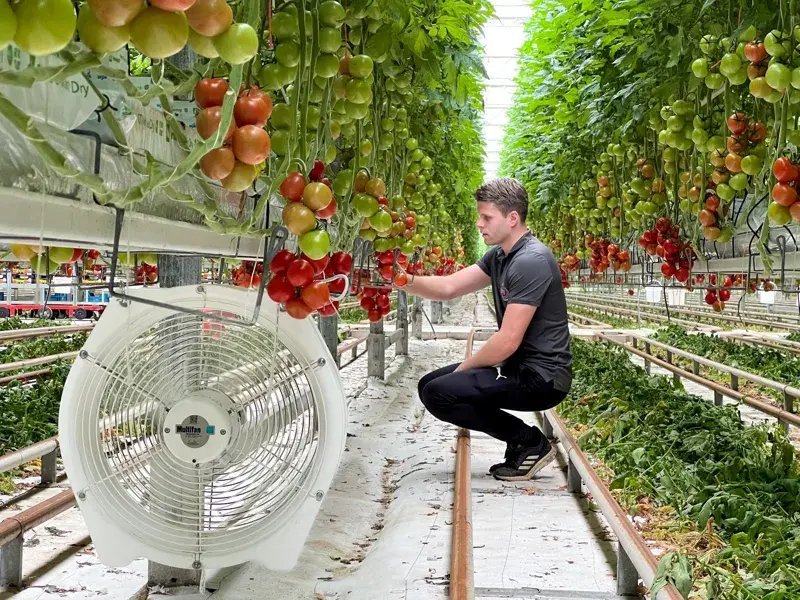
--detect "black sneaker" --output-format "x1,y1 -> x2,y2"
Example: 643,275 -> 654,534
492,439 -> 556,481
489,444 -> 512,474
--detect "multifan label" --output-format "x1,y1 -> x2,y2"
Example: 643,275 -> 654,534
176,415 -> 213,448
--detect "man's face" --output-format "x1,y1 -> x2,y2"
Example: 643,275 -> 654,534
476,201 -> 517,246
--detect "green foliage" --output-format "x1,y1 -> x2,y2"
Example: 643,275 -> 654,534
561,338 -> 800,597
650,325 -> 800,389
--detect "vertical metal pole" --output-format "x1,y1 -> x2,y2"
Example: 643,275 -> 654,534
0,535 -> 23,588
431,301 -> 443,324
412,295 -> 423,339
730,373 -> 738,391
783,391 -> 794,433
643,342 -> 651,375
319,315 -> 340,368
616,543 -> 640,597
713,391 -> 723,406
149,254 -> 202,589
396,291 -> 409,355
567,456 -> 582,494
367,320 -> 385,379
541,413 -> 554,440
40,447 -> 57,484
692,360 -> 700,376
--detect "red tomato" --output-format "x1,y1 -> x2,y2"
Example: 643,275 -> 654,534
660,263 -> 675,278
300,281 -> 330,310
194,77 -> 228,108
280,172 -> 307,202
727,112 -> 748,135
376,294 -> 390,309
328,277 -> 346,295
285,297 -> 313,319
362,287 -> 377,298
286,259 -> 314,287
360,297 -> 376,311
317,302 -> 337,317
380,303 -> 391,315
368,308 -> 383,322
378,250 -> 394,265
330,251 -> 352,275
269,248 -> 296,275
309,160 -> 326,182
773,157 -> 797,183
301,253 -> 330,275
772,182 -> 798,207
379,264 -> 394,280
267,275 -> 294,303
404,216 -> 416,229
316,197 -> 337,219
393,272 -> 408,287
719,288 -> 731,302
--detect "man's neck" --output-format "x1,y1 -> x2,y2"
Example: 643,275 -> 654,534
500,228 -> 530,255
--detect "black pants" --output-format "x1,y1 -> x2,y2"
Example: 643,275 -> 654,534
417,363 -> 567,447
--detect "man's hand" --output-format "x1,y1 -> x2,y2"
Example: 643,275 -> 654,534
456,303 -> 537,371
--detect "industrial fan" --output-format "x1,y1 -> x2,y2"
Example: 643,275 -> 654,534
58,284 -> 347,571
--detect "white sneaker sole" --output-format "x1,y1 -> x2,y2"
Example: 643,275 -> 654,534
493,445 -> 557,482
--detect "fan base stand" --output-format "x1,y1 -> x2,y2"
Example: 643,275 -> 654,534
147,561 -> 201,589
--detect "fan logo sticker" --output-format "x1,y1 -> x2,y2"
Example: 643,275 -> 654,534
500,285 -> 509,301
176,415 -> 212,448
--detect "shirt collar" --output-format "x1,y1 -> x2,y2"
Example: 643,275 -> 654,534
496,230 -> 533,260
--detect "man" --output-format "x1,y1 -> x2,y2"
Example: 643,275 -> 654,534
403,178 -> 572,481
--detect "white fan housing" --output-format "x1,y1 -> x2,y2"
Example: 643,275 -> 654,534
59,284 -> 347,571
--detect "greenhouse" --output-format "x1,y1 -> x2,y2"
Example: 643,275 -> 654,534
0,0 -> 799,598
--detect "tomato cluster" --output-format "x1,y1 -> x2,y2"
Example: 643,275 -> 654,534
356,287 -> 393,323
265,249 -> 351,319
638,217 -> 696,283
280,162 -> 335,261
587,238 -> 630,274
19,0 -> 259,63
768,156 -> 800,225
135,262 -> 158,284
195,79 -> 273,193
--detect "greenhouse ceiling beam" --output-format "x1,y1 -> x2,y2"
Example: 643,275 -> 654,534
0,187 -> 265,259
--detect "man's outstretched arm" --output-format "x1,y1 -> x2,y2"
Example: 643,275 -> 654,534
402,264 -> 490,301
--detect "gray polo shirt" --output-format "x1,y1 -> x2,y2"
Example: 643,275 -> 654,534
477,232 -> 572,392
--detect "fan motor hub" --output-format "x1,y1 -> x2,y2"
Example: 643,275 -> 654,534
162,391 -> 234,465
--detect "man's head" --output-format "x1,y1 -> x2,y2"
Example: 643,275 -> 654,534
475,178 -> 529,246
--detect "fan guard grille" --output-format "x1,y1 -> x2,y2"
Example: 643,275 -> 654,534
74,305 -> 325,558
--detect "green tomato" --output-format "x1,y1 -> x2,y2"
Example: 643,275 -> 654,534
214,23 -> 258,65
406,137 -> 419,151
353,193 -> 378,217
368,209 -> 392,233
333,169 -> 352,196
319,1 -> 345,26
719,52 -> 742,77
764,30 -> 789,57
766,62 -> 791,91
271,11 -> 297,40
717,226 -> 734,244
188,29 -> 219,58
270,103 -> 293,129
318,27 -> 341,53
345,100 -> 369,119
359,228 -> 377,241
345,78 -> 372,104
716,183 -> 735,202
78,3 -> 130,53
727,68 -> 748,86
672,99 -> 693,116
13,0 -> 76,56
705,73 -> 726,90
691,128 -> 709,147
768,201 -> 792,225
706,135 -> 725,152
275,40 -> 300,68
740,24 -> 757,43
314,53 -> 339,78
271,130 -> 291,155
0,0 -> 16,49
298,230 -> 330,260
729,172 -> 748,191
787,130 -> 800,147
666,114 -> 685,132
349,54 -> 374,78
700,34 -> 717,55
740,155 -> 763,176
